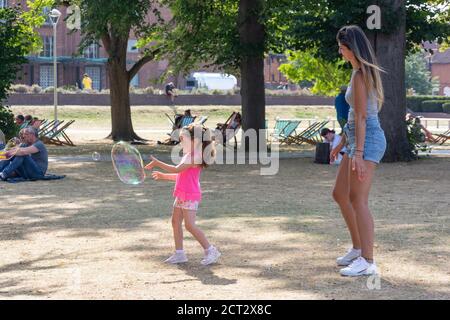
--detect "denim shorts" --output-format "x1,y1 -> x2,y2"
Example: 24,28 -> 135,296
343,117 -> 386,164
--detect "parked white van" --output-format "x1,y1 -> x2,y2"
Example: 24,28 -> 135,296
185,72 -> 237,90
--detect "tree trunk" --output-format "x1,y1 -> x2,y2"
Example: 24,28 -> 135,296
371,0 -> 414,161
106,38 -> 143,142
238,0 -> 266,149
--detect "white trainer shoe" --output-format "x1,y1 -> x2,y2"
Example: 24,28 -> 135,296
336,247 -> 362,266
164,252 -> 188,264
340,257 -> 378,277
201,246 -> 221,266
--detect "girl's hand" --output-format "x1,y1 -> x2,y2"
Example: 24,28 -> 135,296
151,171 -> 164,181
352,154 -> 367,181
144,155 -> 159,170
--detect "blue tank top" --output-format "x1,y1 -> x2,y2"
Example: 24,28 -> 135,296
345,69 -> 379,123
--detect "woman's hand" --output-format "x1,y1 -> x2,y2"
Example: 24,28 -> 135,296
144,155 -> 159,170
330,144 -> 343,163
151,171 -> 165,181
352,154 -> 367,181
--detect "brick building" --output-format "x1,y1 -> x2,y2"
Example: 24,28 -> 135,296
423,42 -> 450,96
430,49 -> 450,96
264,53 -> 288,89
4,1 -> 289,90
6,0 -> 172,90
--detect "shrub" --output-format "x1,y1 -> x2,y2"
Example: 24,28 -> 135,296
421,100 -> 450,112
9,84 -> 30,93
43,86 -> 55,93
0,105 -> 19,140
30,84 -> 42,94
406,95 -> 449,112
443,103 -> 450,114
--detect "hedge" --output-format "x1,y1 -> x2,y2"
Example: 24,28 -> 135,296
406,95 -> 449,112
421,100 -> 450,113
443,103 -> 450,114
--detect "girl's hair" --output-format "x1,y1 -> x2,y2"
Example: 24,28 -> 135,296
336,25 -> 385,109
181,124 -> 216,168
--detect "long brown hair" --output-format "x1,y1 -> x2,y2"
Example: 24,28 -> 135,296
181,124 -> 216,168
336,25 -> 385,109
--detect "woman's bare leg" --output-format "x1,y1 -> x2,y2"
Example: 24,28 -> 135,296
349,160 -> 377,261
332,154 -> 362,249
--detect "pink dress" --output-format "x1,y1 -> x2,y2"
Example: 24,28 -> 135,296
173,153 -> 202,210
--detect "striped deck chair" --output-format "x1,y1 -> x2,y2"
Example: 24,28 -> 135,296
158,114 -> 197,145
432,129 -> 450,145
215,111 -> 242,149
271,119 -> 301,145
180,115 -> 196,128
41,120 -> 76,146
291,120 -> 329,146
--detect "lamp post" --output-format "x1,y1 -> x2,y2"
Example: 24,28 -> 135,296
49,8 -> 61,123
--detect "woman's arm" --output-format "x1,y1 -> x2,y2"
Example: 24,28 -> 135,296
352,71 -> 368,180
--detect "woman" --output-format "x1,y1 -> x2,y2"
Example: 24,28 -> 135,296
330,25 -> 386,277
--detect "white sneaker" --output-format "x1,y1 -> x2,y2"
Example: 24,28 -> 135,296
336,247 -> 361,266
201,246 -> 221,266
164,252 -> 188,264
340,257 -> 378,277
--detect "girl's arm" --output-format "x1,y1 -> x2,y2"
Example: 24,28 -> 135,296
352,71 -> 368,180
145,155 -> 198,173
152,172 -> 177,181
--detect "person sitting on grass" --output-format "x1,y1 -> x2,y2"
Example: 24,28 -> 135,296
0,127 -> 48,181
15,114 -> 25,127
406,113 -> 436,143
321,128 -> 346,165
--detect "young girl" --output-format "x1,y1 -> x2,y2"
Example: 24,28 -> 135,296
331,25 -> 387,277
145,124 -> 221,265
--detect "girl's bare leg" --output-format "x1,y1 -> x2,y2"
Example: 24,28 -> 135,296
183,209 -> 210,250
172,207 -> 184,250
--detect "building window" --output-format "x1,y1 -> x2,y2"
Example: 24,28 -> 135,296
0,0 -> 8,9
42,7 -> 53,25
84,66 -> 101,90
271,74 -> 275,82
127,40 -> 138,53
130,73 -> 139,87
39,65 -> 54,88
40,36 -> 54,57
84,43 -> 99,59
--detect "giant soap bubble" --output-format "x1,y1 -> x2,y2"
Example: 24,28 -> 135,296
111,141 -> 146,185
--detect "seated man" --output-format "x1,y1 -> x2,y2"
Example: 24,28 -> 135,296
0,127 -> 48,181
406,113 -> 436,143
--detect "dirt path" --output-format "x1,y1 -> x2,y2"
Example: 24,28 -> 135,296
0,154 -> 449,299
